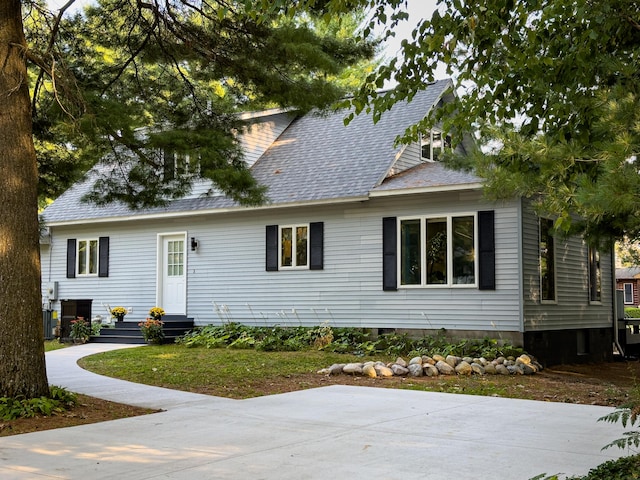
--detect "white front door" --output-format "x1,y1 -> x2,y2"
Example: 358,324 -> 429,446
159,234 -> 187,314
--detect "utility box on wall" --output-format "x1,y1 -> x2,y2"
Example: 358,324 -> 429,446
46,282 -> 58,301
60,299 -> 92,341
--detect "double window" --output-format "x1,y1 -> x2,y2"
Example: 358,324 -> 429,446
399,215 -> 476,287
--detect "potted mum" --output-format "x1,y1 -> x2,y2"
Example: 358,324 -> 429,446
111,306 -> 127,322
139,318 -> 164,344
148,306 -> 165,320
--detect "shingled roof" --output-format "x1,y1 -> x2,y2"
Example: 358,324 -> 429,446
43,79 -> 478,225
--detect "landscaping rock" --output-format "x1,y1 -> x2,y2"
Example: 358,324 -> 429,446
363,364 -> 377,378
516,354 -> 532,366
318,350 -> 540,379
484,363 -> 497,375
391,364 -> 409,376
471,363 -> 485,375
422,355 -> 436,365
423,364 -> 439,377
343,363 -> 364,375
507,364 -> 523,375
376,365 -> 394,377
445,355 -> 460,368
395,357 -> 408,368
436,360 -> 455,375
455,361 -> 472,375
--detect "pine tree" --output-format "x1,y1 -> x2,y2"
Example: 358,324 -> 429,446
1,0 -> 374,398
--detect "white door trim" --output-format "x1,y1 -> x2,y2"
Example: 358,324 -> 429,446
156,232 -> 188,315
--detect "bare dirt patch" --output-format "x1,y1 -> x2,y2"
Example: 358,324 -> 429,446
0,394 -> 159,437
2,359 -> 639,437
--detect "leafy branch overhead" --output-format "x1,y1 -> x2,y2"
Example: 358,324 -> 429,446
283,0 -> 640,243
24,0 -> 377,208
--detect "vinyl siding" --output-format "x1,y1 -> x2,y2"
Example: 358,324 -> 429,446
239,112 -> 295,168
388,143 -> 422,176
521,201 -> 613,330
41,191 -> 524,332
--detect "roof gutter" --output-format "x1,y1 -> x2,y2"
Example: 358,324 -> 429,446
44,195 -> 371,227
369,182 -> 483,198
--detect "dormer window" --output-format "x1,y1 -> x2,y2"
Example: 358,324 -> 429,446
421,130 -> 451,161
163,150 -> 200,181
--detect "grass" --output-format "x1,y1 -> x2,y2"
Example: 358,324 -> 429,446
44,340 -> 68,352
79,344 -> 372,399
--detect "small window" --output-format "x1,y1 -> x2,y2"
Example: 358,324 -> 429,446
399,215 -> 476,287
624,283 -> 634,304
539,218 -> 556,302
280,225 -> 308,268
163,150 -> 199,181
420,130 -> 452,161
77,239 -> 99,276
588,247 -> 601,303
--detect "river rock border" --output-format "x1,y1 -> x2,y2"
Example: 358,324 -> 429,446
318,354 -> 543,378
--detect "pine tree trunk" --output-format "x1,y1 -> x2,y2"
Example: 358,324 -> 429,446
0,0 -> 49,397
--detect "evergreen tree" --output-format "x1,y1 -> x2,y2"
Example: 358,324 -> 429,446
0,0 -> 374,398
287,0 -> 640,243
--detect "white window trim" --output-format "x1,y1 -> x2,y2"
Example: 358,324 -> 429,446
278,224 -> 310,270
163,151 -> 201,180
420,129 -> 451,162
624,283 -> 634,304
76,238 -> 99,277
539,218 -> 557,304
397,213 -> 478,289
588,247 -> 602,305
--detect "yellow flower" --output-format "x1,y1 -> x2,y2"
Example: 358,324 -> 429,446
111,306 -> 127,316
148,307 -> 165,318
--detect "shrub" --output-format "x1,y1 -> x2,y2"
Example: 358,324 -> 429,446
626,308 -> 640,318
176,323 -> 525,360
0,386 -> 77,421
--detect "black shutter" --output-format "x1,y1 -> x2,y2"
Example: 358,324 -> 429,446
66,239 -> 76,278
478,210 -> 496,290
266,225 -> 278,271
382,217 -> 397,291
98,237 -> 109,277
309,222 -> 324,270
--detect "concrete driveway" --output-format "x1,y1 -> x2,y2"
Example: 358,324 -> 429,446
0,344 -> 629,479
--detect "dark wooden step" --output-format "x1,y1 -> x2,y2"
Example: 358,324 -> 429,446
90,317 -> 194,344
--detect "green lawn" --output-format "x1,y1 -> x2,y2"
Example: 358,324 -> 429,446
78,344 -> 369,399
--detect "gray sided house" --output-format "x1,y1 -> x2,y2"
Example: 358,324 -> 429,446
40,79 -> 615,365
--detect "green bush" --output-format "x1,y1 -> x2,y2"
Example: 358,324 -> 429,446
0,386 -> 77,420
625,307 -> 640,318
542,454 -> 640,480
176,323 -> 525,359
